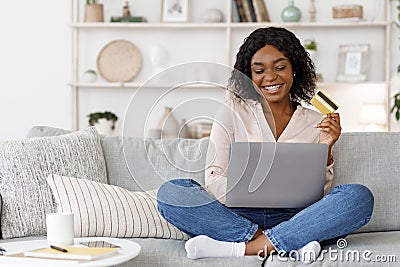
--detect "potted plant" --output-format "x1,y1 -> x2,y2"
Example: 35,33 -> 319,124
304,39 -> 317,62
87,111 -> 118,135
391,94 -> 400,121
304,39 -> 317,50
391,66 -> 400,121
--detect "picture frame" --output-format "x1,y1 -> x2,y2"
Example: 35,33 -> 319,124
337,44 -> 369,82
161,0 -> 189,22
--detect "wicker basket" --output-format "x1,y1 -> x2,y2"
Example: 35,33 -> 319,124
332,5 -> 363,19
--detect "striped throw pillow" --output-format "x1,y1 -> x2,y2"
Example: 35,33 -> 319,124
47,174 -> 188,240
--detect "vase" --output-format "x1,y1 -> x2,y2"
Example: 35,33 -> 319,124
147,128 -> 161,139
94,118 -> 115,136
81,69 -> 97,83
157,106 -> 179,139
84,3 -> 104,22
309,0 -> 316,22
179,119 -> 190,138
281,0 -> 301,22
202,9 -> 224,23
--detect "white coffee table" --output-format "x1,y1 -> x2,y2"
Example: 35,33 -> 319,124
0,237 -> 141,267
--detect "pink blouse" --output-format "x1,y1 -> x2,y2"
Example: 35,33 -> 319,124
205,99 -> 334,204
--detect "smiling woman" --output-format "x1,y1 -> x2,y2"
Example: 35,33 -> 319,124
157,27 -> 373,264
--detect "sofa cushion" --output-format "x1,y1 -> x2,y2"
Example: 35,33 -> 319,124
2,231 -> 399,266
0,127 -> 107,239
24,126 -> 209,191
123,238 -> 261,267
47,174 -> 188,240
101,136 -> 209,191
117,231 -> 400,266
332,132 -> 400,233
25,125 -> 72,138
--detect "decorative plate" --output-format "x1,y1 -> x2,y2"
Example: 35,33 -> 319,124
97,40 -> 142,82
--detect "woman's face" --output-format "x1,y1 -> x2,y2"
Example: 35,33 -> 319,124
250,45 -> 294,105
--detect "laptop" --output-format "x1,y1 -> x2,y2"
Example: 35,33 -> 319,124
225,142 -> 328,208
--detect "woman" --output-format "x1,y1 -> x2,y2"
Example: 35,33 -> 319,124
157,27 -> 374,263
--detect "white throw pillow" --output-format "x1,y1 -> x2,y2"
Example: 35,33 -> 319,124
0,127 -> 107,239
47,174 -> 188,240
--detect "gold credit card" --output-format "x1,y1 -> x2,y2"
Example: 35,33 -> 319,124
310,90 -> 339,114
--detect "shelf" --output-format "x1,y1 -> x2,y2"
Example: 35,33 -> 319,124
70,82 -> 389,89
71,22 -> 228,29
69,82 -> 222,89
317,82 -> 389,87
71,0 -> 393,132
71,21 -> 389,29
230,21 -> 389,28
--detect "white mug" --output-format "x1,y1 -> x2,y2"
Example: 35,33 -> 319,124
46,213 -> 75,246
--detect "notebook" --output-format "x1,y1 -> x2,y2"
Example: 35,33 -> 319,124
225,142 -> 328,208
23,246 -> 119,260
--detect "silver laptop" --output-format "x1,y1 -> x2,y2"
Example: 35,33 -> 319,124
225,142 -> 328,208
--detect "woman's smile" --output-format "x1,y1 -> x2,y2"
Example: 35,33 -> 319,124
261,83 -> 284,93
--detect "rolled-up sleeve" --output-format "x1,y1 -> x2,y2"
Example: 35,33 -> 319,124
205,104 -> 234,204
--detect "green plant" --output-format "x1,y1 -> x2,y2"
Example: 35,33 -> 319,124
391,0 -> 400,27
391,66 -> 400,121
391,93 -> 400,121
86,0 -> 96,5
87,111 -> 118,129
304,39 -> 317,51
390,1 -> 400,120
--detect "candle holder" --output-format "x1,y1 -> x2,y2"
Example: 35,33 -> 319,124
309,0 -> 316,22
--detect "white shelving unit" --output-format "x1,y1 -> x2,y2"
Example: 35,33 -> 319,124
70,0 -> 393,134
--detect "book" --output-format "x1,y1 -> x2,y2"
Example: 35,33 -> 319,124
4,252 -> 81,264
247,0 -> 257,22
241,0 -> 255,22
231,0 -> 240,22
252,0 -> 270,22
234,0 -> 248,22
111,16 -> 148,23
24,246 -> 120,261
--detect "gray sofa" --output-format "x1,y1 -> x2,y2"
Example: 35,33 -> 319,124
1,126 -> 399,266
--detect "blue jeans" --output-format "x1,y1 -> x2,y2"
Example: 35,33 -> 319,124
157,179 -> 374,252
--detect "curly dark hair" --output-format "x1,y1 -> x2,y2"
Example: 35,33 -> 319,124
229,27 -> 316,105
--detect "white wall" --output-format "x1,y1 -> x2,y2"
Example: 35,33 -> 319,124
0,0 -> 71,140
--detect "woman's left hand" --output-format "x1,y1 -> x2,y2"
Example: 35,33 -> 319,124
314,113 -> 342,148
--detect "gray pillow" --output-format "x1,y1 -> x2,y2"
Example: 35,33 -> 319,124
25,126 -> 72,138
0,127 -> 107,239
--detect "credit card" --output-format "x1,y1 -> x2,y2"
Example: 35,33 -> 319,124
310,90 -> 339,114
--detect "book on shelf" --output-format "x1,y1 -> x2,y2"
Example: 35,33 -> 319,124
111,16 -> 148,23
232,0 -> 241,22
241,0 -> 256,22
252,0 -> 271,22
234,0 -> 248,22
23,246 -> 120,261
248,0 -> 258,22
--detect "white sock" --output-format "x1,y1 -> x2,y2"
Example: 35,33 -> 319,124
185,235 -> 245,259
296,241 -> 321,264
